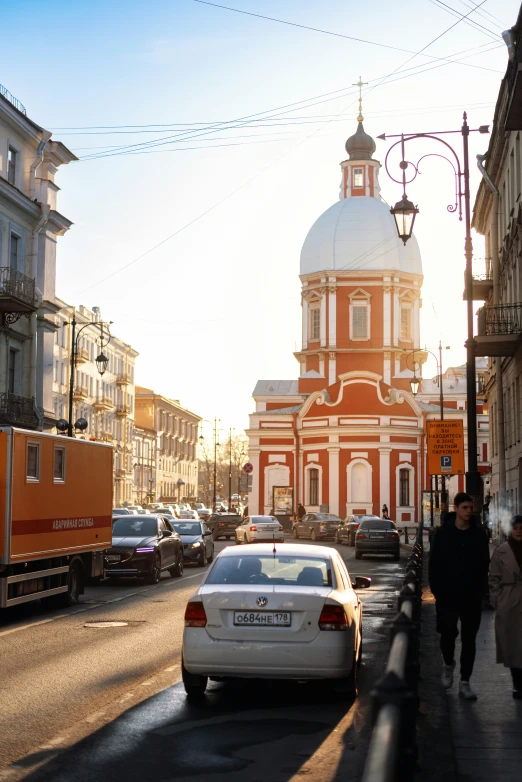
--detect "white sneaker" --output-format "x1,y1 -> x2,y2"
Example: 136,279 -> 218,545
441,660 -> 456,688
459,680 -> 477,700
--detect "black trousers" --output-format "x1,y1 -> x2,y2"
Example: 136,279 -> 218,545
436,594 -> 482,681
511,668 -> 522,690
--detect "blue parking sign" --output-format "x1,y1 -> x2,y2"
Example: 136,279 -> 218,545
441,455 -> 452,473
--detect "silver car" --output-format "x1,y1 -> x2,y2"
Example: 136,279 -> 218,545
235,515 -> 285,545
355,518 -> 400,560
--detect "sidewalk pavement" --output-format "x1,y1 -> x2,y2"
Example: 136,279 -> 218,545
417,558 -> 522,782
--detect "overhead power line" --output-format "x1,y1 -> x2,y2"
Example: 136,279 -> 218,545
429,0 -> 500,39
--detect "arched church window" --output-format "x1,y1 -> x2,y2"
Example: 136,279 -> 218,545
309,307 -> 320,340
399,468 -> 410,507
353,168 -> 363,188
309,468 -> 319,506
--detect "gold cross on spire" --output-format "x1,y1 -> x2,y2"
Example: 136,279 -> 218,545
352,76 -> 368,122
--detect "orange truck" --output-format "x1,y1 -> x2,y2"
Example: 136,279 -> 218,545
0,427 -> 113,609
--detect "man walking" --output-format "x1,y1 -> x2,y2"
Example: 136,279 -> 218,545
428,492 -> 490,700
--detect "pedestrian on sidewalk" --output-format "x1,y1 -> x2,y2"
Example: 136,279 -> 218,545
428,492 -> 490,700
488,515 -> 522,699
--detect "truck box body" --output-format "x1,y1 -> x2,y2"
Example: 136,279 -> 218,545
0,428 -> 113,607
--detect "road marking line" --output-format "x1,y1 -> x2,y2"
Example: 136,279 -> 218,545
0,614 -> 68,638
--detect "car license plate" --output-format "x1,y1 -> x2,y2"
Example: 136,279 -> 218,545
234,611 -> 291,626
369,534 -> 381,539
106,555 -> 121,562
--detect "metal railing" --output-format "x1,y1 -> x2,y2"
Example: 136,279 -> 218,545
0,392 -> 38,428
0,84 -> 27,115
477,303 -> 522,336
0,267 -> 36,308
362,525 -> 423,782
471,257 -> 492,281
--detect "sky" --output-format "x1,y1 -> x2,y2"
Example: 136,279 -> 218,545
1,0 -> 519,436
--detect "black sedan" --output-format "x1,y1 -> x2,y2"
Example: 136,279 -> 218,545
292,513 -> 342,541
172,520 -> 214,566
106,515 -> 184,583
336,515 -> 380,547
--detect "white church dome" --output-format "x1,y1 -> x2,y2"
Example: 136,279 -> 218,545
300,195 -> 423,277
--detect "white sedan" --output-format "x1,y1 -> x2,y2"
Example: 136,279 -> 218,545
234,515 -> 285,544
179,509 -> 199,520
181,543 -> 370,698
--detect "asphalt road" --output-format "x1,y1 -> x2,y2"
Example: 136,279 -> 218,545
0,538 -> 408,782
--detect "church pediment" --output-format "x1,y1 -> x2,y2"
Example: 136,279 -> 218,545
300,371 -> 421,419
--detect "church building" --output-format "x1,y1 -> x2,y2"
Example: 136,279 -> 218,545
246,118 -> 427,521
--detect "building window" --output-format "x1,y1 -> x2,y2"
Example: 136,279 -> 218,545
54,446 -> 66,483
9,234 -> 19,272
400,307 -> 412,340
309,468 -> 319,506
7,146 -> 17,186
309,307 -> 320,340
27,442 -> 40,481
399,468 -> 410,506
8,348 -> 17,393
351,304 -> 368,339
353,167 -> 363,188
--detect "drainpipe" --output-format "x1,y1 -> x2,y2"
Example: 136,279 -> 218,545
477,153 -> 505,533
29,205 -> 50,402
30,132 -> 52,201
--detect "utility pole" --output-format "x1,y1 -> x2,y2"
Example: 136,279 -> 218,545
228,426 -> 233,510
212,417 -> 218,509
438,340 -> 447,524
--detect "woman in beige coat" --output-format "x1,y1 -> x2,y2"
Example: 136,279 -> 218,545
489,516 -> 522,698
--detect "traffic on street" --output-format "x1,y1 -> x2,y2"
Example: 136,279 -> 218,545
0,534 -> 411,782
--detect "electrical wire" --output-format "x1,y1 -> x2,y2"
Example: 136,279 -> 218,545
429,0 -> 500,39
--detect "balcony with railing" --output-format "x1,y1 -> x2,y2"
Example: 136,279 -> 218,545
475,303 -> 522,356
116,373 -> 131,386
75,347 -> 89,364
464,258 -> 493,301
73,386 -> 89,401
0,268 -> 37,315
116,404 -> 130,417
0,83 -> 27,115
93,395 -> 114,411
0,392 -> 39,428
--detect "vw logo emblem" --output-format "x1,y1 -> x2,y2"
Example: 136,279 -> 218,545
256,596 -> 267,607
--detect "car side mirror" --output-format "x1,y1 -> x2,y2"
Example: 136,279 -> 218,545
353,576 -> 371,590
162,529 -> 172,537
203,530 -> 211,536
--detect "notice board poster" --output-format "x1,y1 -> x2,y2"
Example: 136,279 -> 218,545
272,486 -> 294,514
427,420 -> 465,475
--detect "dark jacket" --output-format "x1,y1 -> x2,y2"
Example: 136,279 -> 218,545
428,513 -> 490,599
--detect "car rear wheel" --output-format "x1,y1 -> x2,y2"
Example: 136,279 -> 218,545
335,532 -> 341,545
182,658 -> 207,698
207,548 -> 214,563
311,528 -> 317,541
355,551 -> 362,560
292,527 -> 299,538
169,551 -> 184,578
334,651 -> 358,699
145,553 -> 161,584
235,534 -> 242,545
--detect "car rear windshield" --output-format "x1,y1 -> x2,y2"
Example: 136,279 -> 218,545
359,519 -> 396,530
173,523 -> 201,535
112,518 -> 158,537
314,514 -> 340,521
206,555 -> 334,587
216,515 -> 242,523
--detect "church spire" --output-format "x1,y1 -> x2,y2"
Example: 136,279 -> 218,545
352,76 -> 368,123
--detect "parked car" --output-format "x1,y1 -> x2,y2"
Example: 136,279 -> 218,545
170,504 -> 181,518
127,505 -> 144,514
355,518 -> 400,560
207,513 -> 242,540
112,507 -> 131,517
293,513 -> 342,541
197,508 -> 212,521
180,509 -> 199,520
194,503 -> 205,511
172,520 -> 214,566
181,543 -> 370,697
235,516 -> 284,545
106,514 -> 184,582
336,515 -> 380,547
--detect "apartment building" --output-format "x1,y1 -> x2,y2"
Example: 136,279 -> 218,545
134,387 -> 201,504
0,84 -> 76,430
53,302 -> 138,505
472,6 -> 522,531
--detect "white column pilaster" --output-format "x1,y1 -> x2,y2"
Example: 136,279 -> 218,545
378,447 -> 392,516
383,351 -> 391,385
383,285 -> 391,347
413,297 -> 420,348
328,447 -> 340,515
319,352 -> 325,378
393,283 -> 400,347
302,298 -> 308,350
249,449 -> 260,515
320,294 -> 326,348
328,352 -> 336,385
328,283 -> 337,347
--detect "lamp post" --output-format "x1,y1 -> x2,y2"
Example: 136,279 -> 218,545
407,342 -> 450,524
199,417 -> 221,510
381,113 -> 489,509
67,312 -> 112,438
228,426 -> 234,511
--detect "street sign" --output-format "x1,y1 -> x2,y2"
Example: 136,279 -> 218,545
242,462 -> 254,475
240,474 -> 253,492
427,420 -> 465,476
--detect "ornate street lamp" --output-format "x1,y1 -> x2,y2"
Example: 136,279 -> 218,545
95,351 -> 109,376
380,115 -> 489,506
410,374 -> 420,396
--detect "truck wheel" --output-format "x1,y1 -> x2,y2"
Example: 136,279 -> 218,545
56,561 -> 82,607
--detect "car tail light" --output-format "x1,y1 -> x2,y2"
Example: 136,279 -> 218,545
250,525 -> 257,531
218,523 -> 225,526
356,532 -> 367,539
387,532 -> 399,540
184,601 -> 207,628
278,526 -> 284,532
319,604 -> 348,631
